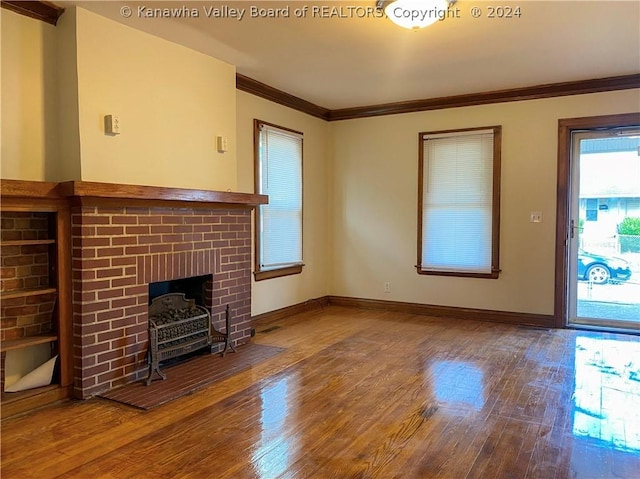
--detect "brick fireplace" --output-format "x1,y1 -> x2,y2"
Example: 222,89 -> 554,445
0,180 -> 267,415
68,183 -> 265,399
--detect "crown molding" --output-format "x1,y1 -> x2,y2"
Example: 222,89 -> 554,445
328,74 -> 640,120
237,73 -> 640,122
236,74 -> 330,121
1,0 -> 64,25
4,1 -> 637,119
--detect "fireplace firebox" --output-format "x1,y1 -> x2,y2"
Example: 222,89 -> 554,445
146,293 -> 234,385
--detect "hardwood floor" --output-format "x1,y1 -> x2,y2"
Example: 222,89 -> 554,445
2,306 -> 639,478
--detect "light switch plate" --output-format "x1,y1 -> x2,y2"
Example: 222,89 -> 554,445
216,136 -> 228,153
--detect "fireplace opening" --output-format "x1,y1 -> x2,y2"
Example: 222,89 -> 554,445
148,274 -> 212,308
145,274 -> 235,385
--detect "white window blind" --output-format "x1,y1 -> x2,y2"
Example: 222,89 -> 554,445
257,123 -> 303,271
420,129 -> 496,274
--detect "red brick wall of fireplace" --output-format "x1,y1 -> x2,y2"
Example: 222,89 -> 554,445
72,205 -> 252,398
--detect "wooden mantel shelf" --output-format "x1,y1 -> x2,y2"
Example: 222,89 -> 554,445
1,180 -> 268,207
60,181 -> 268,206
0,179 -> 62,199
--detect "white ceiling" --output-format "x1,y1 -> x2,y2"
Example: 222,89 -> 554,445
64,1 -> 640,110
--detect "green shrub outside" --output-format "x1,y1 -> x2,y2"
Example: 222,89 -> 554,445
618,217 -> 640,235
618,217 -> 640,252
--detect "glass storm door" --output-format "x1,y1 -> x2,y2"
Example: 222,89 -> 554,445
567,128 -> 640,331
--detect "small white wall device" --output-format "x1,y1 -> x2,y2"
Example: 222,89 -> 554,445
216,135 -> 228,153
104,115 -> 121,135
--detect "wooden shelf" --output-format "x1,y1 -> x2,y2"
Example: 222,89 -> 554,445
1,384 -> 70,419
0,179 -> 62,200
1,239 -> 55,246
1,335 -> 58,353
59,180 -> 268,206
1,287 -> 57,300
0,184 -> 74,418
1,384 -> 59,404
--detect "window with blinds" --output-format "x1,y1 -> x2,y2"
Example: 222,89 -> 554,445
254,120 -> 304,281
418,126 -> 502,278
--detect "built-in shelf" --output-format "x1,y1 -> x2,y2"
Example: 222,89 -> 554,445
1,383 -> 59,402
1,384 -> 70,419
1,287 -> 57,300
0,181 -> 73,418
0,334 -> 58,353
1,239 -> 56,246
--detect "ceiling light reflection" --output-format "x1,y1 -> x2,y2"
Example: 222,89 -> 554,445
428,360 -> 485,411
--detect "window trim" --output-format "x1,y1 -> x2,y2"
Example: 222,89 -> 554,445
417,125 -> 502,279
253,119 -> 304,282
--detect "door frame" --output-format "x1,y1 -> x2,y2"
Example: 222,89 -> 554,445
554,112 -> 640,328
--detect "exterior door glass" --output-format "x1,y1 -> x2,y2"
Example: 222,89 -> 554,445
568,128 -> 640,331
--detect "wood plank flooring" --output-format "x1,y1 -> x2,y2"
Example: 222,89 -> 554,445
2,306 -> 639,478
98,343 -> 285,410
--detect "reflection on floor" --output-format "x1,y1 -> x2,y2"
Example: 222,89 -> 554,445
573,336 -> 640,452
253,375 -> 297,478
429,360 -> 485,412
2,307 -> 640,478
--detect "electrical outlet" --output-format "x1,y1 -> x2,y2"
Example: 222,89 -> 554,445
104,114 -> 121,135
384,282 -> 391,293
530,211 -> 542,223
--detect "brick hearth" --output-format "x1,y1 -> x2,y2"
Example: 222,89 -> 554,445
72,205 -> 252,398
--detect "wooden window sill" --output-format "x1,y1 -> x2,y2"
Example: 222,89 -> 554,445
254,265 -> 303,281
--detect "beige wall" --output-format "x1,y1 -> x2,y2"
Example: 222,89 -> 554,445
74,8 -> 237,191
3,8 -> 639,318
236,91 -> 330,315
2,7 -> 238,190
1,9 -> 59,180
329,89 -> 640,315
55,6 -> 82,181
